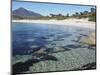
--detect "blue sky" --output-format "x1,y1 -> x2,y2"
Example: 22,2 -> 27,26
12,1 -> 95,16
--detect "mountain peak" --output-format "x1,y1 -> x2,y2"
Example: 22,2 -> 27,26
17,7 -> 26,10
13,7 -> 42,17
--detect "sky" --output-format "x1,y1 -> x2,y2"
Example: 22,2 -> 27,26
12,1 -> 95,16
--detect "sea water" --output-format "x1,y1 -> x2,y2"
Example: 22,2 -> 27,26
12,22 -> 95,56
12,22 -> 96,73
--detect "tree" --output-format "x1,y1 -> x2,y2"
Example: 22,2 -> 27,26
66,13 -> 69,17
75,12 -> 79,17
58,14 -> 62,16
80,12 -> 84,15
91,8 -> 95,13
50,14 -> 55,17
83,11 -> 88,15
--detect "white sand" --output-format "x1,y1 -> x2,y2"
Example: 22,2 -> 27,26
12,18 -> 95,29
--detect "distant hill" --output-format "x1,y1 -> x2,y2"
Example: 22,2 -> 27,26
12,7 -> 42,19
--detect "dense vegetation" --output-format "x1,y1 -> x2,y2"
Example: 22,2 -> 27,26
88,16 -> 96,22
12,7 -> 96,22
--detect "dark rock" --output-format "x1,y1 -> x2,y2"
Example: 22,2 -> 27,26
51,43 -> 56,45
79,62 -> 96,70
71,40 -> 79,43
33,48 -> 47,55
48,34 -> 54,37
62,46 -> 71,51
28,46 -> 41,54
46,48 -> 54,53
12,59 -> 39,74
40,36 -> 48,39
73,62 -> 96,70
65,44 -> 82,49
12,53 -> 58,74
87,45 -> 96,50
80,34 -> 88,37
43,55 -> 58,61
54,38 -> 64,41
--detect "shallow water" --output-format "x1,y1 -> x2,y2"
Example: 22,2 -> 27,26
12,22 -> 95,56
12,22 -> 96,73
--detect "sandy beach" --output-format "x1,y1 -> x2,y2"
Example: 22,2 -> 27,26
12,18 -> 95,29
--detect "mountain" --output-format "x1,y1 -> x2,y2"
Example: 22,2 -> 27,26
12,8 -> 42,17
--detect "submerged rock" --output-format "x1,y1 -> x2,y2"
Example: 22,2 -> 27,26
46,48 -> 54,53
81,32 -> 96,46
31,47 -> 58,61
51,43 -> 56,45
43,55 -> 58,61
13,59 -> 39,74
64,44 -> 83,49
80,34 -> 88,37
40,36 -> 49,39
81,62 -> 96,70
33,48 -> 47,55
48,34 -> 54,37
62,46 -> 71,51
27,45 -> 41,54
53,46 -> 65,52
53,38 -> 64,41
78,62 -> 96,70
30,45 -> 40,49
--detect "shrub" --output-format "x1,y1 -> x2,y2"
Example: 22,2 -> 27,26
88,16 -> 96,22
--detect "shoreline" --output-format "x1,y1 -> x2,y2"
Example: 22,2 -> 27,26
12,18 -> 95,29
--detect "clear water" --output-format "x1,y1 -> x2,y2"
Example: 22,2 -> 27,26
12,22 -> 94,56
